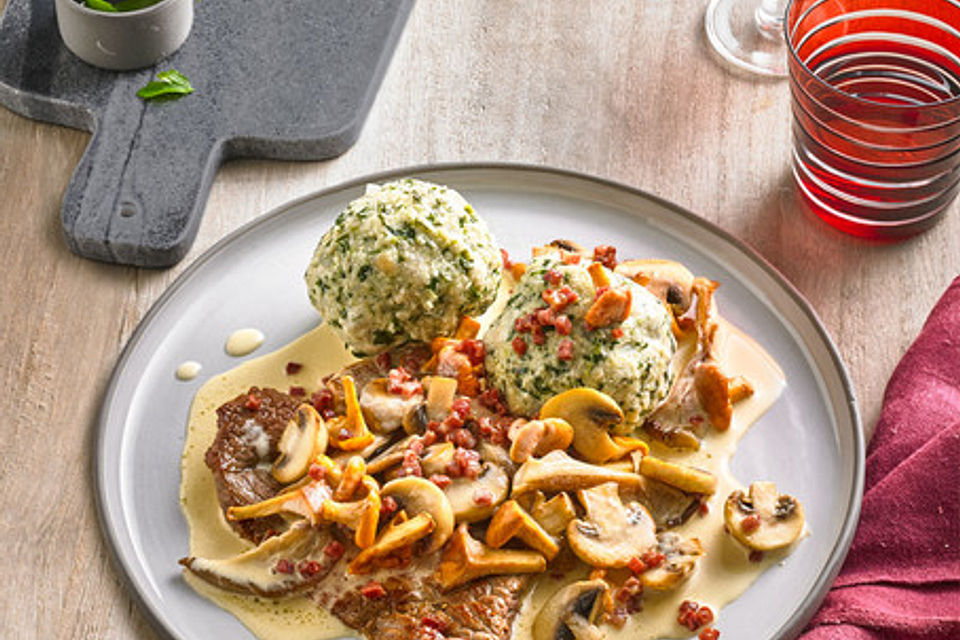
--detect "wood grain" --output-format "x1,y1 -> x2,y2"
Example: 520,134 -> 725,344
0,1 -> 957,638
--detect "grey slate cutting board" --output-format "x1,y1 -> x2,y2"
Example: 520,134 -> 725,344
0,0 -> 413,267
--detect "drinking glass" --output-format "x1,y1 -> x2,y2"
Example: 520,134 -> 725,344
786,0 -> 960,239
706,0 -> 788,77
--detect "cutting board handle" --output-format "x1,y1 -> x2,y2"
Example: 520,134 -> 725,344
60,103 -> 221,268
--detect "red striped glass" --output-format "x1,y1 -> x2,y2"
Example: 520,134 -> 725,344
786,0 -> 960,239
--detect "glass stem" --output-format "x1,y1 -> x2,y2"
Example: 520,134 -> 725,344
756,0 -> 787,40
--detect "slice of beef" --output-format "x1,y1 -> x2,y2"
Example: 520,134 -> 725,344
331,571 -> 530,640
204,386 -> 302,543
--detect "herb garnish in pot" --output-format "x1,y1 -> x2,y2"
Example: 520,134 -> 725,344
80,0 -> 165,12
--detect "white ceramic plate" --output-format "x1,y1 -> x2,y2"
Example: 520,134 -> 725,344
95,164 -> 863,640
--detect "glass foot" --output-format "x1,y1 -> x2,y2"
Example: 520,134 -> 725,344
705,0 -> 788,78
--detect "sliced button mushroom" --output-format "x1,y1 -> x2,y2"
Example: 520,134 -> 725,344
486,500 -> 560,560
508,417 -> 575,463
381,476 -> 455,553
435,524 -> 546,590
631,476 -> 702,531
639,456 -> 717,496
327,375 -> 375,450
532,579 -> 608,640
532,239 -> 589,259
180,521 -> 335,597
724,481 -> 805,551
365,434 -> 417,475
511,450 -> 643,497
567,482 -> 657,568
478,440 -> 516,474
443,462 -> 509,523
641,532 -> 705,590
420,442 -> 456,476
615,259 -> 695,315
402,403 -> 430,435
272,404 -> 326,484
348,511 -> 436,574
425,376 -> 458,422
360,378 -> 423,433
539,388 -> 634,461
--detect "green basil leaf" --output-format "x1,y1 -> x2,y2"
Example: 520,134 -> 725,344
136,69 -> 195,101
84,0 -> 119,12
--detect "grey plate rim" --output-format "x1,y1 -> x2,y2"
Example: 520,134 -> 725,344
93,162 -> 864,640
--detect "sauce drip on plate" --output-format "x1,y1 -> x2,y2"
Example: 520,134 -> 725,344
226,328 -> 266,357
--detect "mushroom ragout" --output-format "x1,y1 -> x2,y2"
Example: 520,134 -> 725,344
179,184 -> 806,640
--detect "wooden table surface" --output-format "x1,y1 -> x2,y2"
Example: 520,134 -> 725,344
1,1 -> 957,638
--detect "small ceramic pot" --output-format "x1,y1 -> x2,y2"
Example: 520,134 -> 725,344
54,0 -> 194,71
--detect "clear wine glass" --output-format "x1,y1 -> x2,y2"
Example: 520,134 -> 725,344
705,0 -> 788,77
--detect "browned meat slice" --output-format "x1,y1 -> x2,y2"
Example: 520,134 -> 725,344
332,574 -> 530,640
204,386 -> 301,543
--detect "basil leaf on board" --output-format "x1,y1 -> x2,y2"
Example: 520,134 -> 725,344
136,70 -> 195,101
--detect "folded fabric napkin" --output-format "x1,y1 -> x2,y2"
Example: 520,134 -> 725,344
800,277 -> 960,639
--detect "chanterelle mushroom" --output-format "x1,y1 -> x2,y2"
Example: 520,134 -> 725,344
327,375 -> 375,450
532,579 -> 608,640
435,524 -> 546,590
227,477 -> 332,525
725,481 -> 805,551
512,450 -> 643,497
638,455 -> 717,496
348,511 -> 436,574
486,500 -> 560,560
321,474 -> 381,548
539,388 -> 634,461
381,476 -> 455,552
567,482 -> 657,568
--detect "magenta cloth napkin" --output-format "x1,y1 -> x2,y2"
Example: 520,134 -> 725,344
800,277 -> 960,639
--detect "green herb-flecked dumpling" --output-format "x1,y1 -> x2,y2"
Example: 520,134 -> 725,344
305,179 -> 502,355
484,254 -> 676,427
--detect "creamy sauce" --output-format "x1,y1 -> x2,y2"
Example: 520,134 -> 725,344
514,321 -> 788,640
176,360 -> 203,381
181,317 -> 788,640
226,328 -> 266,357
180,324 -> 356,639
